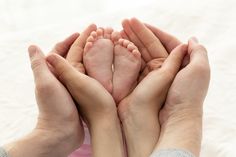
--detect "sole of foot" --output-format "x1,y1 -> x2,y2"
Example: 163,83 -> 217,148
83,27 -> 114,93
112,36 -> 141,103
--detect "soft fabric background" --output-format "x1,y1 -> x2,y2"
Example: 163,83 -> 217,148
0,0 -> 235,156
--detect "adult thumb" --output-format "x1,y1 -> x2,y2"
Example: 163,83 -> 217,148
187,37 -> 210,79
188,37 -> 209,64
162,44 -> 188,76
28,45 -> 53,83
46,53 -> 79,84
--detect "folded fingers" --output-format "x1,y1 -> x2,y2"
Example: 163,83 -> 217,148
66,24 -> 97,64
129,18 -> 168,59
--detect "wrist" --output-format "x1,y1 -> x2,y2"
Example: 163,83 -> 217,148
160,102 -> 203,124
4,129 -> 77,157
158,120 -> 202,157
89,113 -> 124,157
89,110 -> 120,131
87,106 -> 118,126
158,103 -> 203,157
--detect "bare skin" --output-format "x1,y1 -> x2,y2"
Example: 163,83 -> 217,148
121,18 -> 210,157
81,22 -> 187,157
118,44 -> 187,157
2,22 -> 209,157
120,18 -> 170,157
112,38 -> 141,103
83,28 -> 141,103
47,53 -> 125,157
3,25 -> 125,157
47,25 -> 125,157
3,33 -> 85,157
83,28 -> 114,93
156,38 -> 210,157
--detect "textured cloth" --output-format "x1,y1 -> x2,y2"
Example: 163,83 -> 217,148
150,149 -> 195,157
69,122 -> 91,157
0,147 -> 8,157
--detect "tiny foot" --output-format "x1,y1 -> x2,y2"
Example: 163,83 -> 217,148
112,36 -> 142,103
83,27 -> 114,93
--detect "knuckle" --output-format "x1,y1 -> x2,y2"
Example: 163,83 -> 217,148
35,80 -> 55,94
192,63 -> 211,77
57,68 -> 67,81
31,58 -> 44,71
193,44 -> 207,53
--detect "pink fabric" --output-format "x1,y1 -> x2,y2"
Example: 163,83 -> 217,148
69,123 -> 91,157
68,122 -> 127,157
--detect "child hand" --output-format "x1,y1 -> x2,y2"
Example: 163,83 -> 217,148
46,25 -> 125,157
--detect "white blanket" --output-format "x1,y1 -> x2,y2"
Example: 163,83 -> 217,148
0,0 -> 235,156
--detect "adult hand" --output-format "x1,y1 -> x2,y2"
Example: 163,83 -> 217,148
122,18 -> 210,157
3,33 -> 84,157
46,24 -> 125,157
118,18 -> 187,157
157,38 -> 210,157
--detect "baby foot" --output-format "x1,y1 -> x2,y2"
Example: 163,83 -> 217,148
117,44 -> 189,157
83,28 -> 114,93
111,34 -> 142,103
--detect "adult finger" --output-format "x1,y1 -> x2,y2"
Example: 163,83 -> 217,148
162,44 -> 187,77
28,45 -> 54,84
120,30 -> 130,40
138,58 -> 165,82
66,24 -> 97,63
145,23 -> 181,52
188,37 -> 210,71
129,18 -> 168,58
122,19 -> 152,62
47,53 -> 84,84
50,33 -> 80,56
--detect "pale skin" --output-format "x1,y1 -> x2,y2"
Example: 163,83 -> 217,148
83,27 -> 142,103
45,23 -> 191,157
156,37 -> 210,156
46,22 -> 209,157
119,18 -> 170,157
46,25 -> 194,157
49,26 -> 142,157
3,24 -> 139,157
46,24 -> 125,157
117,18 -> 186,157
74,21 -> 189,157
1,20 -> 210,157
3,33 -> 85,157
2,25 -> 126,157
120,18 -> 210,157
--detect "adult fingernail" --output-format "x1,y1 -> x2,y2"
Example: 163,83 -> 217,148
28,45 -> 37,58
191,37 -> 199,43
